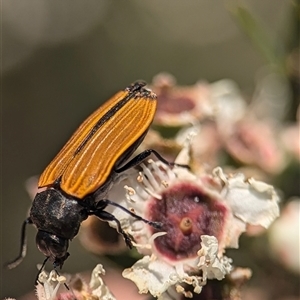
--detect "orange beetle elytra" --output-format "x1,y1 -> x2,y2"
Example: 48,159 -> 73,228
39,81 -> 157,198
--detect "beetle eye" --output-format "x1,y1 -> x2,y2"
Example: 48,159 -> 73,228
36,230 -> 69,261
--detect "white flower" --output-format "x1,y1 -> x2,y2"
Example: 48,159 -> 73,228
89,264 -> 116,300
35,264 -> 115,300
36,269 -> 67,300
105,138 -> 280,299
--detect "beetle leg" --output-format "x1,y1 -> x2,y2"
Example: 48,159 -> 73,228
93,209 -> 133,248
5,217 -> 33,269
95,199 -> 162,229
115,149 -> 190,173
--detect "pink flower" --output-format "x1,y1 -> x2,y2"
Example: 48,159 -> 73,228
150,73 -> 214,127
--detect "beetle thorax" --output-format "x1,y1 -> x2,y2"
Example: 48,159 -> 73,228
30,189 -> 88,240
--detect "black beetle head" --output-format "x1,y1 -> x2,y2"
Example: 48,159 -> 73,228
36,230 -> 69,268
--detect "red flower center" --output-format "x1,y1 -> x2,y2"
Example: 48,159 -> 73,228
146,181 -> 228,261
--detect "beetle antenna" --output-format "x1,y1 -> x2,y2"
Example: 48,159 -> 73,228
5,217 -> 33,269
101,199 -> 163,229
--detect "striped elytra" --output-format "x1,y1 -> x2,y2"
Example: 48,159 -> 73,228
38,81 -> 157,198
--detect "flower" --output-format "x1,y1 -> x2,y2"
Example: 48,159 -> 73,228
150,73 -> 214,127
104,136 -> 280,299
210,79 -> 286,174
35,264 -> 116,300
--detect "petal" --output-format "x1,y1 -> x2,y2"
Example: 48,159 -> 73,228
214,168 -> 280,228
89,264 -> 116,300
122,256 -> 178,297
197,235 -> 232,281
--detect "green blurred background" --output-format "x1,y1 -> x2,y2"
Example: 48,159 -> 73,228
1,0 -> 297,298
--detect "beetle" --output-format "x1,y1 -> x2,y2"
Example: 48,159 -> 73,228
6,81 -> 185,277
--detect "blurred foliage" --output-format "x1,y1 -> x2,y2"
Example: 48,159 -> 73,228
229,2 -> 286,72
